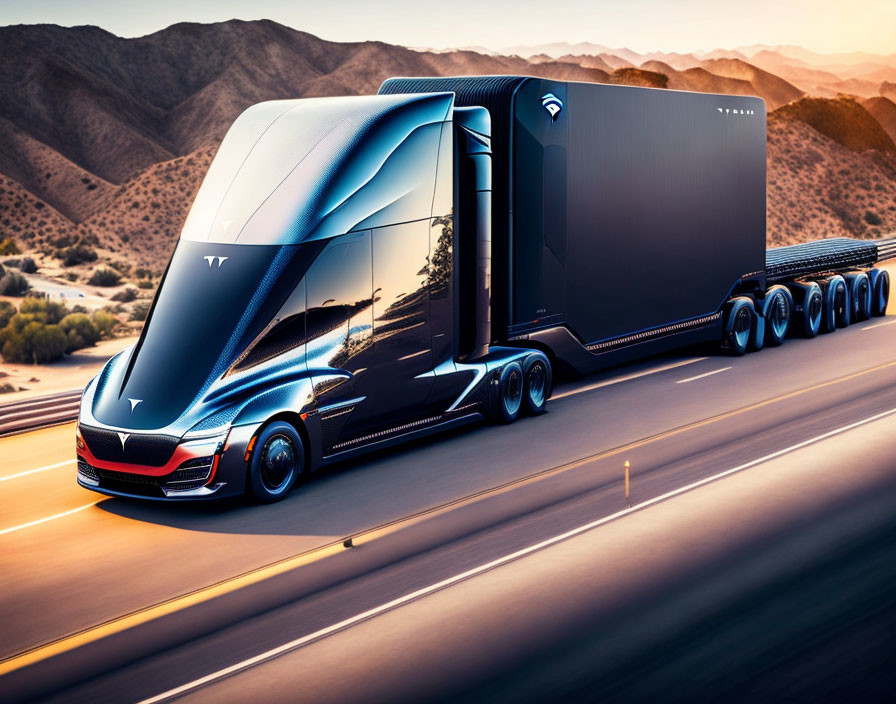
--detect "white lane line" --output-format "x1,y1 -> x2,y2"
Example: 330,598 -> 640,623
676,367 -> 731,384
861,319 -> 896,331
552,357 -> 708,400
0,459 -> 75,482
0,502 -> 99,537
136,404 -> 896,704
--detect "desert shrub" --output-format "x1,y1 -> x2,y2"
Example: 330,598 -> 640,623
59,313 -> 100,352
18,257 -> 37,274
92,310 -> 118,337
4,259 -> 20,268
135,267 -> 152,279
864,210 -> 882,226
0,301 -> 14,328
0,272 -> 30,296
0,238 -> 20,255
19,297 -> 69,324
129,302 -> 151,322
64,272 -> 79,282
111,288 -> 138,303
58,245 -> 98,267
88,268 -> 121,286
137,279 -> 154,289
0,318 -> 67,363
108,260 -> 131,275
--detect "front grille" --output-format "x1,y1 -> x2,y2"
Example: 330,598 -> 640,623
163,456 -> 214,491
79,425 -> 179,467
77,457 -> 99,481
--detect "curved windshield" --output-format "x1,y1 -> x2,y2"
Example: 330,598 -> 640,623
92,240 -> 316,429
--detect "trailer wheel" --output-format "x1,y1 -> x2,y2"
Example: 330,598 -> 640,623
822,275 -> 848,332
247,421 -> 303,503
871,269 -> 889,316
788,281 -> 823,338
762,286 -> 793,346
845,272 -> 871,322
522,356 -> 552,415
494,362 -> 524,424
723,297 -> 754,356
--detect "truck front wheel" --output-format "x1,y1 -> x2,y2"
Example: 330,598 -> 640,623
247,421 -> 304,503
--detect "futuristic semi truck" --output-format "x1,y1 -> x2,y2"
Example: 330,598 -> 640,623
76,75 -> 892,502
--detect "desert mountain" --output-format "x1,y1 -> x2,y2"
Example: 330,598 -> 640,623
0,21 -> 894,270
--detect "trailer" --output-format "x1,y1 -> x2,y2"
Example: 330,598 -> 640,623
75,76 -> 892,503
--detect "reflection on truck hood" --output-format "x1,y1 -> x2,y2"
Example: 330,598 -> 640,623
91,240 -> 314,430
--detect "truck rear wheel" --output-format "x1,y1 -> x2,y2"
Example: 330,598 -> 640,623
845,272 -> 871,322
522,355 -> 551,415
788,281 -> 823,338
822,276 -> 848,332
871,269 -> 889,316
761,286 -> 793,346
723,297 -> 754,356
494,362 -> 524,424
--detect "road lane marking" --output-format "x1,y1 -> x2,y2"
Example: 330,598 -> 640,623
0,459 -> 75,482
676,367 -> 732,384
861,319 -> 896,331
0,502 -> 98,537
137,406 -> 896,704
552,357 -> 707,400
2,356 -> 895,678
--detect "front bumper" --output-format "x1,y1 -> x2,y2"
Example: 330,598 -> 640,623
76,424 -> 258,501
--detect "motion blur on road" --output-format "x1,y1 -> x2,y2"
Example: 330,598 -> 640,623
1,270 -> 895,703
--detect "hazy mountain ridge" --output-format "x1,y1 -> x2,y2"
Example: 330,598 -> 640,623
1,21 -> 895,269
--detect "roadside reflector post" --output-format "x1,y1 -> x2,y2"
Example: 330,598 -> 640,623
624,461 -> 631,507
343,537 -> 354,549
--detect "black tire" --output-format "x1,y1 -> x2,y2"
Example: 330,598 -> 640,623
522,355 -> 552,415
494,362 -> 524,424
822,276 -> 848,332
723,297 -> 754,356
872,269 -> 889,316
247,421 -> 304,503
760,286 -> 793,347
845,272 -> 871,322
788,281 -> 823,338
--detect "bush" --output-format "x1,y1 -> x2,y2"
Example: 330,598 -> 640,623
865,210 -> 882,226
0,301 -> 14,328
59,313 -> 100,353
0,238 -> 20,255
88,268 -> 121,286
137,279 -> 154,289
0,319 -> 67,363
92,310 -> 118,337
108,260 -> 131,275
111,287 -> 138,303
58,245 -> 97,267
135,267 -> 152,279
0,272 -> 30,296
19,297 -> 68,324
19,257 -> 37,274
129,302 -> 151,322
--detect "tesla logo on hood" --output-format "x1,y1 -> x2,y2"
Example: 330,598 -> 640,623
541,93 -> 563,121
203,256 -> 229,268
117,432 -> 130,451
129,398 -> 142,412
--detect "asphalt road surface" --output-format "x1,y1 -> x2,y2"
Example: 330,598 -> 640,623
1,297 -> 895,703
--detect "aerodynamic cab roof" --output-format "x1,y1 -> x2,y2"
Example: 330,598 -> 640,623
180,92 -> 454,245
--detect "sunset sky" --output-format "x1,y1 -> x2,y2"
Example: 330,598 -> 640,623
2,0 -> 895,55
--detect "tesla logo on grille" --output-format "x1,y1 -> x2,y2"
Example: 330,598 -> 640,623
541,93 -> 563,121
117,432 -> 130,451
129,398 -> 142,412
203,255 -> 229,268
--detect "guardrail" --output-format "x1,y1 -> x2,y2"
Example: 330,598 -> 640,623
0,390 -> 81,437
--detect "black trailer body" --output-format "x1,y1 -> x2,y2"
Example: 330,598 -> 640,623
381,76 -> 768,372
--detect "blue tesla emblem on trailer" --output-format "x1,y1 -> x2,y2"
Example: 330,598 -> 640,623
541,93 -> 563,121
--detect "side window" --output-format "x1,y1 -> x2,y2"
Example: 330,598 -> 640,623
372,221 -> 430,341
233,278 -> 306,372
306,232 -> 373,368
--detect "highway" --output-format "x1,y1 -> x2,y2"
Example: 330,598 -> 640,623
1,281 -> 895,702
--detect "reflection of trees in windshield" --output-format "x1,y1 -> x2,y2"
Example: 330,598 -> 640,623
429,215 -> 453,300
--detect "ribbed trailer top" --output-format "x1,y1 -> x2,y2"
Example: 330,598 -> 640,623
766,237 -> 893,282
